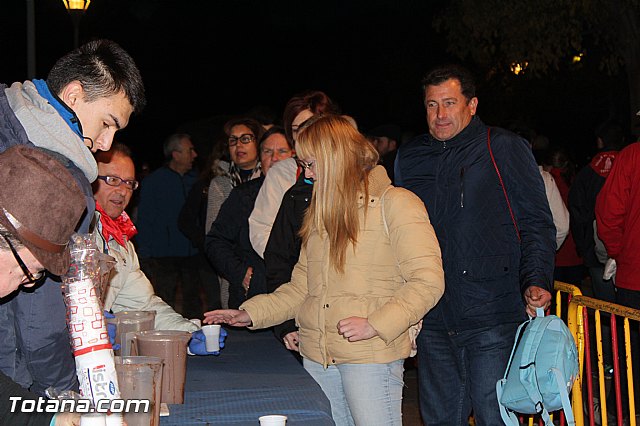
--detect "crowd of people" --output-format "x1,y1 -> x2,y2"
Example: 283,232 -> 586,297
0,38 -> 638,426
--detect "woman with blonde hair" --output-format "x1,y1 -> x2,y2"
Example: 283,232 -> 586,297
204,115 -> 444,426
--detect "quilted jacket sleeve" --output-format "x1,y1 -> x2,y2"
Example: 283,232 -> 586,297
493,132 -> 556,294
241,248 -> 309,329
367,188 -> 445,344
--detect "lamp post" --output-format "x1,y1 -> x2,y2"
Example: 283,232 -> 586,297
62,0 -> 91,48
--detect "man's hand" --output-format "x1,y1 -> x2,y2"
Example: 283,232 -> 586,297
188,328 -> 228,355
283,331 -> 300,352
337,317 -> 378,342
203,309 -> 252,327
103,311 -> 120,351
524,285 -> 552,317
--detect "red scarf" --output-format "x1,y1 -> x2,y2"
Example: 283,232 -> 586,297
96,201 -> 137,248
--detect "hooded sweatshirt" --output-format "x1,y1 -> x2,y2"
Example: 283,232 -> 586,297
4,80 -> 98,182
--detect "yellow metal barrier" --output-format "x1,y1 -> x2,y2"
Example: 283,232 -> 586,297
568,295 -> 640,426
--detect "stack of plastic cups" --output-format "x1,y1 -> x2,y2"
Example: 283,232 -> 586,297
63,235 -> 123,426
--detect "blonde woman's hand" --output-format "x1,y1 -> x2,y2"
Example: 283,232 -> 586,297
337,316 -> 378,342
283,331 -> 300,352
203,309 -> 252,327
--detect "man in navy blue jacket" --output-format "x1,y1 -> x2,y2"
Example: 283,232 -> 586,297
395,64 -> 556,425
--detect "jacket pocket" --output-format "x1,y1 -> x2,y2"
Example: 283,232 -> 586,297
459,255 -> 511,281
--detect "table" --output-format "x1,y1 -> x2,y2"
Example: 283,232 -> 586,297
160,328 -> 334,425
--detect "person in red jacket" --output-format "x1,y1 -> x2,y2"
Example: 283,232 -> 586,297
596,140 -> 640,308
596,138 -> 640,417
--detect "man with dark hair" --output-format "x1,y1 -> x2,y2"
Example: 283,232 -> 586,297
395,64 -> 556,425
0,39 -> 145,394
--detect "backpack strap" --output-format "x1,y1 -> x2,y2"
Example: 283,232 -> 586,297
497,319 -> 531,426
487,128 -> 521,241
551,367 -> 576,426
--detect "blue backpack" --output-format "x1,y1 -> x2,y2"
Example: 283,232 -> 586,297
496,308 -> 579,426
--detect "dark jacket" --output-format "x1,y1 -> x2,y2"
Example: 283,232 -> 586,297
0,371 -> 54,425
568,150 -> 618,268
178,176 -> 210,252
395,116 -> 555,332
136,167 -> 197,258
206,177 -> 266,309
263,172 -> 312,340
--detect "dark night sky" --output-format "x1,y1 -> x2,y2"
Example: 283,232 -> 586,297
0,0 -> 630,169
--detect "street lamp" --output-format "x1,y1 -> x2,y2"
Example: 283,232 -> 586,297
62,0 -> 91,48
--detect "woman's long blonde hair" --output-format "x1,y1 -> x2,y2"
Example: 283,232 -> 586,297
297,115 -> 379,273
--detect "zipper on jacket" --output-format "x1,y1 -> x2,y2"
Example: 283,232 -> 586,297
459,167 -> 465,208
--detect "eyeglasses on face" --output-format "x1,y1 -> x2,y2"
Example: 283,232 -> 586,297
228,134 -> 256,147
298,159 -> 315,171
97,175 -> 139,190
261,148 -> 292,156
1,233 -> 46,285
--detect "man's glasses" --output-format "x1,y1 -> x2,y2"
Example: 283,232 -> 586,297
228,134 -> 256,147
1,233 -> 46,285
97,175 -> 139,190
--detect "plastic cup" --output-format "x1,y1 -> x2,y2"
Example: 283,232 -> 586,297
133,330 -> 191,404
259,414 -> 288,425
80,413 -> 107,426
115,356 -> 163,426
201,324 -> 221,352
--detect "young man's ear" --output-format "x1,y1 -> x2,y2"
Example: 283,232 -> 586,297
58,81 -> 84,108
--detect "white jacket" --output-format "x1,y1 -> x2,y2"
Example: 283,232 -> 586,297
539,166 -> 570,249
248,157 -> 298,257
93,212 -> 198,332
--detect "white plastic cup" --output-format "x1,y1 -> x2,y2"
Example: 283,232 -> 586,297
202,324 -> 221,352
258,414 -> 287,425
80,412 -> 107,426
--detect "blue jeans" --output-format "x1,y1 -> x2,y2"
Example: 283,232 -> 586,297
303,358 -> 404,426
417,323 -> 519,426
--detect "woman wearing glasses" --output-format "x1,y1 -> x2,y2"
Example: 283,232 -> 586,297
206,127 -> 295,309
205,115 -> 445,426
205,117 -> 263,308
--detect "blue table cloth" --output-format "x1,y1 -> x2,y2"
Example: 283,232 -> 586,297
160,328 -> 334,425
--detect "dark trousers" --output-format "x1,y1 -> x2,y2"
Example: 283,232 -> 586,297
196,253 -> 221,312
417,323 -> 519,426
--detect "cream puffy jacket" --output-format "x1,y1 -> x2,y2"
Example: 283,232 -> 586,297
93,212 -> 198,332
241,166 -> 444,366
